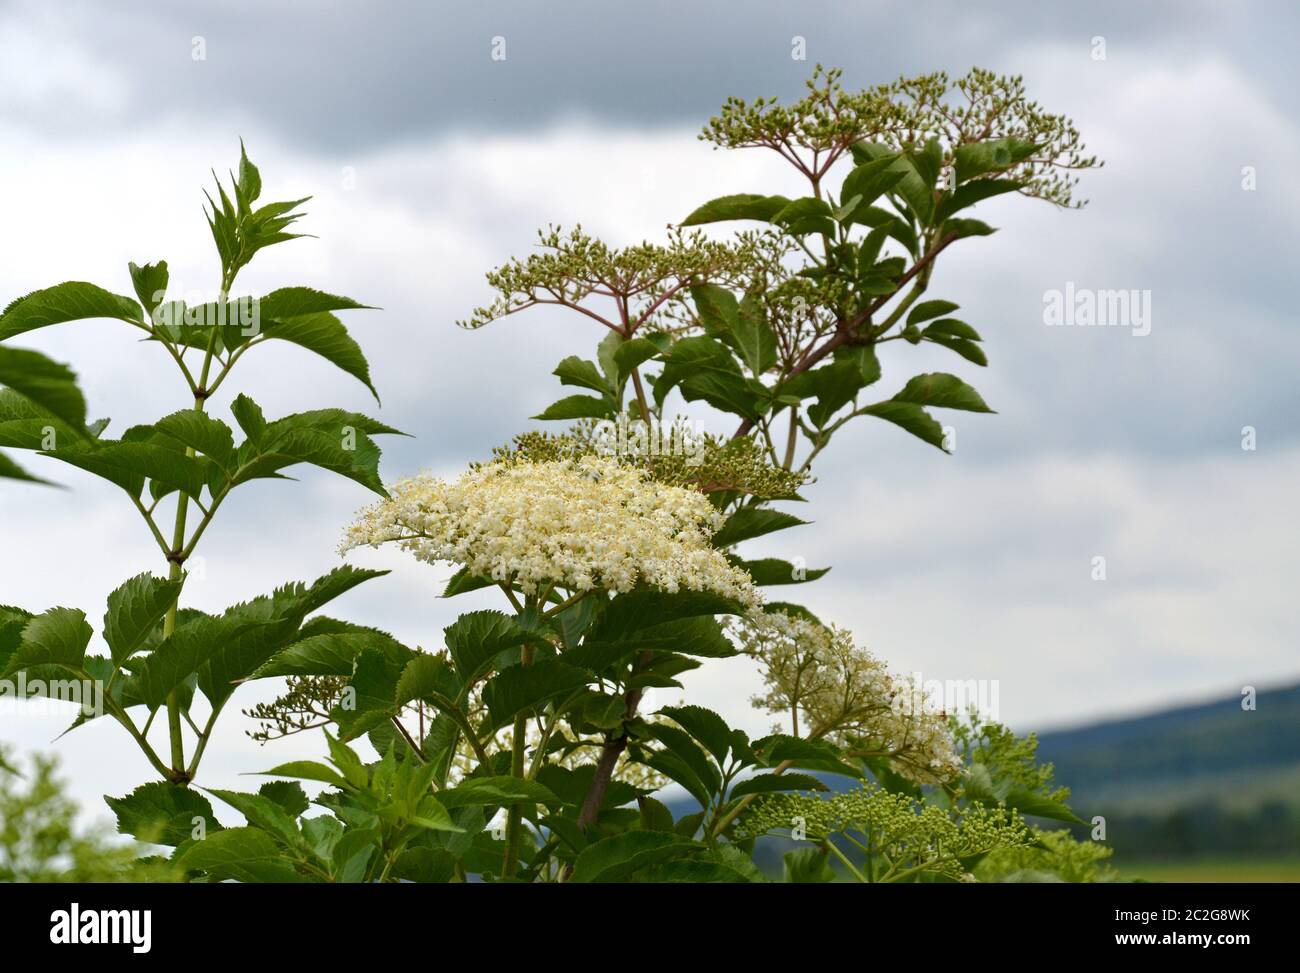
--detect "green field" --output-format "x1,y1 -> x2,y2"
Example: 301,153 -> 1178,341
1116,857 -> 1300,883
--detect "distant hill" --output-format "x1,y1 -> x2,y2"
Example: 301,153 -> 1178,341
1033,681 -> 1300,815
659,681 -> 1300,860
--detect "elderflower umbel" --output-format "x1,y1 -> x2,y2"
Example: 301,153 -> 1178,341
733,610 -> 962,784
341,456 -> 759,606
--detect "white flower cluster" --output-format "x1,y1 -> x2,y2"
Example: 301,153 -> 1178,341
733,610 -> 962,784
341,456 -> 760,606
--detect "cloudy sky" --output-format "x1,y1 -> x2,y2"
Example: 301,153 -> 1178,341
2,0 -> 1297,815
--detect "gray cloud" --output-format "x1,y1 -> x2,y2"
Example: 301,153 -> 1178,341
10,1 -> 1299,148
3,2 -> 1298,815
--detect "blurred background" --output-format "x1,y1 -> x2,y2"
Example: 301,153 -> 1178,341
1,0 -> 1297,879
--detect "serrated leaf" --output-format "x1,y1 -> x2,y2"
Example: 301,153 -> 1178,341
255,761 -> 350,789
257,312 -> 379,402
659,704 -> 732,766
443,610 -> 536,689
128,261 -> 169,318
2,608 -> 91,678
481,659 -> 590,729
178,827 -> 306,882
0,347 -> 89,434
569,830 -> 699,883
0,282 -> 143,342
153,410 -> 237,470
435,777 -> 560,810
256,287 -> 372,321
103,572 -> 185,665
105,782 -> 220,846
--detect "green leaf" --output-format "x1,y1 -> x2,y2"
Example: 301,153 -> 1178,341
256,761 -> 350,789
731,557 -> 829,586
105,782 -> 220,846
443,610 -> 535,688
784,358 -> 866,428
588,589 -> 743,643
257,780 -> 310,817
333,646 -> 411,740
0,451 -> 44,483
611,338 -> 662,377
103,572 -> 185,665
770,196 -> 834,235
178,827 -> 306,882
953,137 -> 1036,184
638,796 -> 677,832
712,507 -> 808,548
533,394 -> 614,421
0,347 -> 89,434
783,847 -> 836,883
860,401 -> 949,451
680,193 -> 791,226
944,218 -> 997,239
646,723 -> 721,797
0,282 -> 143,341
441,567 -> 495,598
133,613 -> 254,710
923,332 -> 989,366
255,625 -> 408,677
569,830 -> 699,883
659,704 -> 732,766
752,734 -> 863,778
923,318 -> 982,341
733,291 -> 778,376
936,178 -> 1023,221
907,300 -> 960,325
127,261 -> 169,319
553,356 -> 610,395
655,335 -> 758,419
257,312 -> 379,402
394,653 -> 456,707
198,566 -> 385,708
572,615 -> 735,667
231,405 -> 403,496
892,139 -> 943,224
45,439 -> 208,500
729,772 -> 826,798
256,287 -> 372,321
2,608 -> 91,678
481,659 -> 590,729
840,155 -> 906,221
237,139 -> 262,207
205,788 -> 312,853
153,410 -> 237,471
230,394 -> 267,443
1003,787 -> 1088,826
891,372 -> 994,412
435,777 -> 561,810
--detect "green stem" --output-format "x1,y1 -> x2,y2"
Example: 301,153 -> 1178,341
823,837 -> 869,883
159,274 -> 229,784
501,640 -> 536,878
